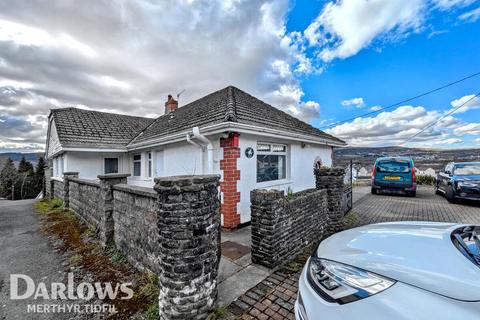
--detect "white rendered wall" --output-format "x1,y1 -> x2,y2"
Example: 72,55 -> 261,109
65,151 -> 129,180
236,133 -> 332,224
127,137 -> 223,187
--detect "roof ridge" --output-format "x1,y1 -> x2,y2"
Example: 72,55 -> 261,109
51,107 -> 154,121
224,86 -> 237,122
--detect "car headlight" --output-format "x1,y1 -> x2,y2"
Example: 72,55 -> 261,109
307,257 -> 395,304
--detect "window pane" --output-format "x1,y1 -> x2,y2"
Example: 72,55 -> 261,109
148,161 -> 152,177
133,154 -> 141,161
133,162 -> 141,176
104,158 -> 119,174
257,144 -> 271,152
257,155 -> 286,182
272,144 -> 286,152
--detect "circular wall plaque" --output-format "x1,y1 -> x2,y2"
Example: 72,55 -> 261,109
245,147 -> 254,158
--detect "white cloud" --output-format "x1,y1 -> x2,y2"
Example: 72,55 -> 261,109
433,0 -> 476,10
341,97 -> 364,108
475,138 -> 480,144
453,123 -> 480,135
369,106 -> 382,111
450,94 -> 480,114
435,138 -> 462,144
0,0 -> 321,151
459,7 -> 480,22
304,0 -> 426,62
324,102 -> 478,147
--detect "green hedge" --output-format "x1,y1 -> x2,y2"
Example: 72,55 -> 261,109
416,175 -> 436,186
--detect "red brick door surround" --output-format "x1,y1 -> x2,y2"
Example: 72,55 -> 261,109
220,132 -> 241,229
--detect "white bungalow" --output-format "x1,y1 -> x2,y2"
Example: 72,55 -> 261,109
46,86 -> 345,228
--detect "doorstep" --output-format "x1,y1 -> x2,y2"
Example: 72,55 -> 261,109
217,226 -> 272,307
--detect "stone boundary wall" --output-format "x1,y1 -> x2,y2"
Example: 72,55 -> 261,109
69,178 -> 102,227
251,167 -> 346,269
112,184 -> 160,274
51,178 -> 65,201
155,175 -> 221,320
314,167 -> 345,235
251,188 -> 328,269
45,172 -> 221,320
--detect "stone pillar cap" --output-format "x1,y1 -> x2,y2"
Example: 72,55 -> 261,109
97,173 -> 131,179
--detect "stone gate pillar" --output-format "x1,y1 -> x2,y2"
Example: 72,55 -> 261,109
154,175 -> 221,320
97,173 -> 130,246
63,172 -> 79,208
314,167 -> 345,235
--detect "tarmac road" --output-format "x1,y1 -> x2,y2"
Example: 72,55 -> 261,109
0,199 -> 70,320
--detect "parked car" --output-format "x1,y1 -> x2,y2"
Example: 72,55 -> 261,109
371,157 -> 417,196
295,222 -> 480,320
436,162 -> 480,202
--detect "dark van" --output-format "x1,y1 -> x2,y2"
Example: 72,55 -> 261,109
371,157 -> 417,196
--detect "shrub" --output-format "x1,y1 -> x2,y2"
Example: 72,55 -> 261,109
416,175 -> 436,186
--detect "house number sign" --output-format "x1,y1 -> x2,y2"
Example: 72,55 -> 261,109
245,147 -> 254,158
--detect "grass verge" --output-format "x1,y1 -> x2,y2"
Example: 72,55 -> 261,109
34,198 -> 159,319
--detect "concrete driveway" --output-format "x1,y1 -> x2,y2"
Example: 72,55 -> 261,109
0,200 -> 69,320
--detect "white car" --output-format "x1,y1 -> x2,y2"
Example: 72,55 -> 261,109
295,222 -> 480,320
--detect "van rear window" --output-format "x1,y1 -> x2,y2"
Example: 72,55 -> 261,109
377,160 -> 411,173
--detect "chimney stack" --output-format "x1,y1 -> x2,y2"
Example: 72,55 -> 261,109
164,94 -> 178,114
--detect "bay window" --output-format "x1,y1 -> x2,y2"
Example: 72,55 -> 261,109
256,143 -> 287,183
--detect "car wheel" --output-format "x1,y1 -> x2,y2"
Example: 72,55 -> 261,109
410,190 -> 416,197
445,185 -> 456,203
371,188 -> 377,195
435,185 -> 442,195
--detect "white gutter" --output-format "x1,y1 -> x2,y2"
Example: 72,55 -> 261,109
127,122 -> 346,150
187,127 -> 214,174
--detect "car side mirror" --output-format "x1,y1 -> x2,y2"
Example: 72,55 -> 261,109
445,170 -> 451,175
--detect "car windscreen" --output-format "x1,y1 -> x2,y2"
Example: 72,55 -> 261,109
453,164 -> 480,175
376,160 -> 411,173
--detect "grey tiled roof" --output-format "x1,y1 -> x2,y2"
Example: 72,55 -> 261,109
51,86 -> 344,149
51,107 -> 155,148
130,86 -> 345,145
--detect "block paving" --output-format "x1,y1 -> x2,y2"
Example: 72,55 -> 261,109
224,186 -> 480,319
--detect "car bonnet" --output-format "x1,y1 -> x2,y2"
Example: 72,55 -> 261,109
316,222 -> 480,301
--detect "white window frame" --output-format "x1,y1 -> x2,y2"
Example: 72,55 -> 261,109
147,152 -> 152,178
133,154 -> 142,177
256,142 -> 289,184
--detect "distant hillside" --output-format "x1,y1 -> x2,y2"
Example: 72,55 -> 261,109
334,147 -> 480,172
0,152 -> 45,170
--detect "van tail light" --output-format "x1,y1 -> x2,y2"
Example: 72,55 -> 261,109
412,167 -> 416,183
372,165 -> 376,179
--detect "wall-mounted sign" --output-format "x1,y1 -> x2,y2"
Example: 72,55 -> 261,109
245,147 -> 254,158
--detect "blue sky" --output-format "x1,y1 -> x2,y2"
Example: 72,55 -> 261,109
0,0 -> 479,151
287,0 -> 480,148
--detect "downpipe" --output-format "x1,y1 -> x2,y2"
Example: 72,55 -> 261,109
187,127 -> 214,174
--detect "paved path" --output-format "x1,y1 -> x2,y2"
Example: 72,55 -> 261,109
226,186 -> 480,319
0,200 -> 69,320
